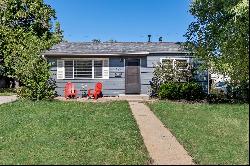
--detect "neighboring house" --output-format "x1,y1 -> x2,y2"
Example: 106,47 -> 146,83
209,73 -> 230,94
210,73 -> 230,85
43,42 -> 208,96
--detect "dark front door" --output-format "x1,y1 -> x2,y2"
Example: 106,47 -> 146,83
125,58 -> 141,94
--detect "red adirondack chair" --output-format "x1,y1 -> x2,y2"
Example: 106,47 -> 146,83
64,82 -> 77,99
87,82 -> 103,100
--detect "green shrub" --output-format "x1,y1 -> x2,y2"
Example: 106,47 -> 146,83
158,82 -> 205,101
0,88 -> 16,96
181,82 -> 205,100
16,58 -> 57,100
150,60 -> 194,97
17,78 -> 57,100
227,81 -> 249,102
158,83 -> 180,100
206,93 -> 229,103
208,81 -> 249,103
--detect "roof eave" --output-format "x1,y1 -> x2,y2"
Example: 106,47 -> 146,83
150,51 -> 191,54
42,51 -> 191,57
42,52 -> 150,57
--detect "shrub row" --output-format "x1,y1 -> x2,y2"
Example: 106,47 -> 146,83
158,82 -> 205,101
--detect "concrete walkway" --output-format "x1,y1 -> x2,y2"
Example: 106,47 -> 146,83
129,102 -> 194,165
0,95 -> 17,105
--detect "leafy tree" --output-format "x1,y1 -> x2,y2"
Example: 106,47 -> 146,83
107,39 -> 117,43
92,39 -> 101,43
54,21 -> 63,40
0,0 -> 63,100
0,0 -> 56,35
185,0 -> 249,84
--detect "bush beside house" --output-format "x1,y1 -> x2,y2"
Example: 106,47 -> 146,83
16,58 -> 57,100
151,58 -> 249,103
207,81 -> 249,103
150,59 -> 206,101
158,82 -> 205,101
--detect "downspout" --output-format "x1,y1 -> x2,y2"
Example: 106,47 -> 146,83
41,54 -> 46,60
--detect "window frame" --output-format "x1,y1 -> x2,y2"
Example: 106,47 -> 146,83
94,59 -> 104,79
64,60 -> 74,79
74,59 -> 93,79
160,57 -> 190,70
60,58 -> 109,80
174,59 -> 189,71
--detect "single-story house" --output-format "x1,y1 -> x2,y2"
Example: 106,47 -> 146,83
43,42 -> 208,97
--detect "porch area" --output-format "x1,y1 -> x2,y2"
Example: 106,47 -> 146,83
55,94 -> 152,102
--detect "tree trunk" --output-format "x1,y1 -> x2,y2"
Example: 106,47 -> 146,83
14,78 -> 19,88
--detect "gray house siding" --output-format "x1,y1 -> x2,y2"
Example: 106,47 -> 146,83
146,54 -> 208,92
44,42 -> 209,97
48,55 -> 156,96
47,53 -> 208,97
48,57 -> 125,97
48,56 -> 154,97
48,53 -> 208,96
140,57 -> 151,95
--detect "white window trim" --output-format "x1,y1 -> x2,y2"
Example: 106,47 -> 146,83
57,60 -> 65,79
59,58 -> 109,80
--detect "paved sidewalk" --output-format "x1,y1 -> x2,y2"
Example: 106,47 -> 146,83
0,95 -> 17,105
129,102 -> 194,165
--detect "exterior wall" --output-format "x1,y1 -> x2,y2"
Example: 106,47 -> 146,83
47,53 -> 208,97
140,57 -> 151,95
142,53 -> 209,94
48,57 -> 125,96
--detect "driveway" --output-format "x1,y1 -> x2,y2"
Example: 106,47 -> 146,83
0,95 -> 17,105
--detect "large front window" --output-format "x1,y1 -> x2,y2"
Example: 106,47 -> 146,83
57,59 -> 109,79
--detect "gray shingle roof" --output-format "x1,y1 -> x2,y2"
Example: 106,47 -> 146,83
43,42 -> 188,56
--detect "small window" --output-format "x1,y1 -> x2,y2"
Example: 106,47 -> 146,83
162,59 -> 171,63
160,59 -> 174,68
161,59 -> 173,66
175,60 -> 188,70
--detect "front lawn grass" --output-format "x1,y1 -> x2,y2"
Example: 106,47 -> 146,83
0,100 -> 150,165
148,101 -> 249,165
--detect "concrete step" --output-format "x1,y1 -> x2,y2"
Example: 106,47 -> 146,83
118,94 -> 149,101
